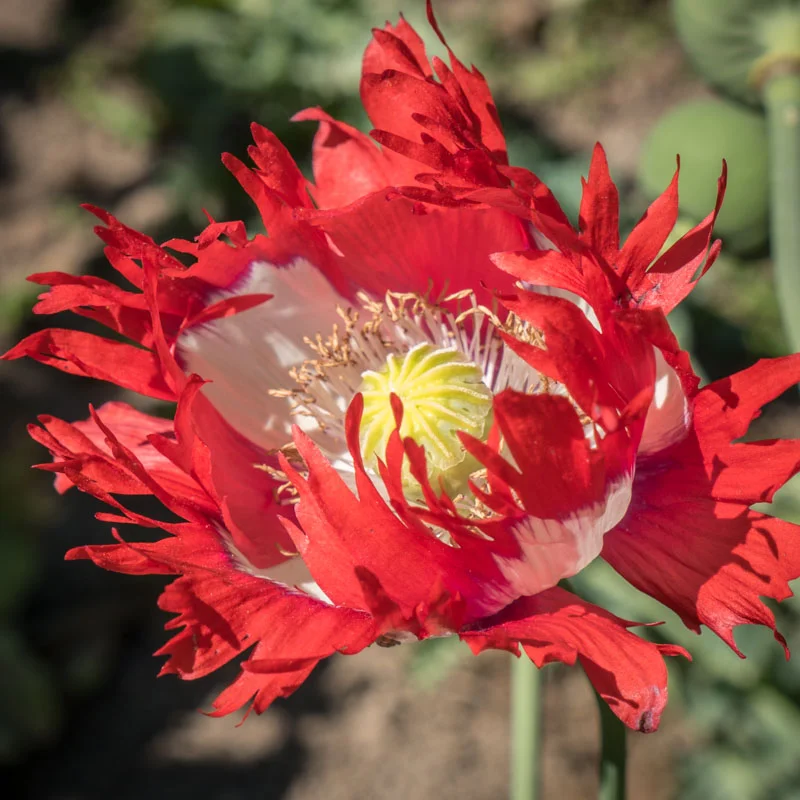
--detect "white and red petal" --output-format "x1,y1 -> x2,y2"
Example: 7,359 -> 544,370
458,391 -> 636,600
280,420 -> 504,624
9,5 -> 800,736
638,349 -> 691,455
178,258 -> 346,451
40,394 -> 378,717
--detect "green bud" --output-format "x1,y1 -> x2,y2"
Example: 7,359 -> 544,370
673,0 -> 800,106
639,98 -> 769,254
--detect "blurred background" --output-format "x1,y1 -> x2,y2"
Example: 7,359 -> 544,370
1,0 -> 799,797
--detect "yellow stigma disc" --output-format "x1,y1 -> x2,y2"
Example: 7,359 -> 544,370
358,343 -> 493,496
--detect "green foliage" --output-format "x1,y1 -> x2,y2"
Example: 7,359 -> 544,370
492,0 -> 670,105
408,636 -> 472,689
0,628 -> 61,763
0,441 -> 61,763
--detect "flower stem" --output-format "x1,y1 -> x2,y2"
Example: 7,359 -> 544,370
510,654 -> 542,800
595,692 -> 627,800
765,70 -> 800,354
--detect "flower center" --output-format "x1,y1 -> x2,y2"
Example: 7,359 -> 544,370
357,342 -> 493,496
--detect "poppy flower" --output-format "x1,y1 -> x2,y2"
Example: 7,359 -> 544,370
5,5 -> 800,734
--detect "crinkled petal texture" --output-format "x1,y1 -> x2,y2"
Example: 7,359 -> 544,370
39,383 -> 376,714
603,356 -> 800,656
461,588 -> 686,732
6,7 -> 800,736
19,287 -> 685,728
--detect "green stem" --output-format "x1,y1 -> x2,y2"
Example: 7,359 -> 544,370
765,70 -> 800,354
595,692 -> 627,800
510,654 -> 542,800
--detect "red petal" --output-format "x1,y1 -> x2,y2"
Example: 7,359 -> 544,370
156,569 -> 373,684
281,425 -> 453,614
491,249 -> 587,300
190,390 -> 296,569
604,354 -> 800,656
617,160 -> 680,285
480,392 -> 602,516
363,14 -> 433,79
578,143 -> 620,266
246,122 -> 312,210
314,193 -> 528,303
632,163 -> 727,313
461,587 -> 687,732
3,329 -> 175,400
361,70 -> 466,153
693,354 -> 800,443
293,108 -> 419,208
605,503 -> 800,657
424,0 -> 506,159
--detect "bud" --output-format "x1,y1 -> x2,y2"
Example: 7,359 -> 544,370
638,98 -> 769,254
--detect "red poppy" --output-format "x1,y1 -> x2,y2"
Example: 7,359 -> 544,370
5,4 -> 800,734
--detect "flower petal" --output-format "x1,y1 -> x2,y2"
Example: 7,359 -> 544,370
461,587 -> 687,732
178,258 -> 346,451
314,194 -> 529,303
638,349 -> 691,455
578,144 -> 620,266
604,355 -> 800,655
3,329 -> 176,400
293,107 -> 421,208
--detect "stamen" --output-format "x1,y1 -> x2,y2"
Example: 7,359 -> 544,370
271,289 -> 547,503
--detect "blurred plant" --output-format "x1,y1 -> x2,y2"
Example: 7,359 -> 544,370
673,0 -> 800,355
491,0 -> 670,105
655,18 -> 800,789
0,437 -> 61,763
59,0 -> 417,226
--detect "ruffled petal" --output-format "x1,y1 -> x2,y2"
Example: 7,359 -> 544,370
362,12 -> 433,79
40,389 -> 375,718
617,159 -> 680,285
3,329 -> 176,400
68,524 -> 375,716
461,587 -> 687,732
32,402 -> 207,504
158,570 -> 374,717
280,423 -> 475,618
630,164 -> 727,313
360,2 -> 507,188
604,355 -> 800,655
